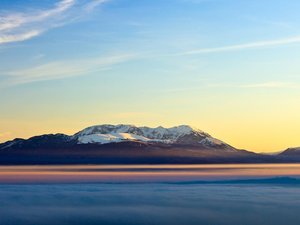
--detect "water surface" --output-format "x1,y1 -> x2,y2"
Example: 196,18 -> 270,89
1,164 -> 300,225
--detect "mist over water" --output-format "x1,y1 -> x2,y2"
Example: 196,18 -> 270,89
1,183 -> 300,225
1,164 -> 300,225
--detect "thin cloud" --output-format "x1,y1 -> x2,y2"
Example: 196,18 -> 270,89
179,36 -> 300,55
0,30 -> 42,44
0,0 -> 75,32
0,0 -> 110,45
240,82 -> 298,88
209,81 -> 299,89
85,0 -> 111,12
3,54 -> 136,85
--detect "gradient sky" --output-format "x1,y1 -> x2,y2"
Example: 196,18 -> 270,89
1,0 -> 300,152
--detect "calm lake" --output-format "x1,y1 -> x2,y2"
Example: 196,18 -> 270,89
0,164 -> 300,225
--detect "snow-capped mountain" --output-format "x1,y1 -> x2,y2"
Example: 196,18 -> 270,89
0,124 -> 299,165
0,124 -> 283,164
73,124 -> 232,149
0,124 -> 234,151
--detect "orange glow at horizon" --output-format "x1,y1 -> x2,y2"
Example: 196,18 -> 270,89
1,164 -> 300,183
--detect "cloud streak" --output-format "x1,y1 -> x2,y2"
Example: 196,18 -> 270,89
0,0 -> 110,45
0,0 -> 75,32
0,30 -> 42,44
240,81 -> 299,88
2,54 -> 136,85
209,81 -> 299,89
85,0 -> 111,12
179,36 -> 300,55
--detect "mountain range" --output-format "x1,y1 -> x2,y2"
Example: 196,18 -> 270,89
0,124 -> 299,164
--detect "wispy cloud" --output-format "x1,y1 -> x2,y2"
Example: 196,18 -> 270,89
0,0 -> 110,45
0,30 -> 42,44
0,0 -> 75,32
179,36 -> 300,55
240,82 -> 298,88
209,81 -> 299,89
85,0 -> 111,12
2,53 -> 136,86
245,16 -> 293,30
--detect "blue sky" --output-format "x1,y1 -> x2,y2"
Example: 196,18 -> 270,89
1,0 -> 300,152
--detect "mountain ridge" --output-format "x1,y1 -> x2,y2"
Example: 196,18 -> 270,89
0,124 -> 235,151
74,124 -> 234,150
0,124 -> 298,164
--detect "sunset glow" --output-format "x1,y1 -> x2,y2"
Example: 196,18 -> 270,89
1,164 -> 300,183
1,1 -> 300,152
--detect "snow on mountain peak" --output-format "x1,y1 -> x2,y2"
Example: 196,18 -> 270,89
74,124 -> 208,145
0,124 -> 235,151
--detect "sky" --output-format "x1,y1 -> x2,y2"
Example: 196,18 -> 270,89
1,0 -> 300,152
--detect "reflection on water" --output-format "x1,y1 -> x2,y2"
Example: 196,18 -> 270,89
1,164 -> 300,225
1,164 -> 300,183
